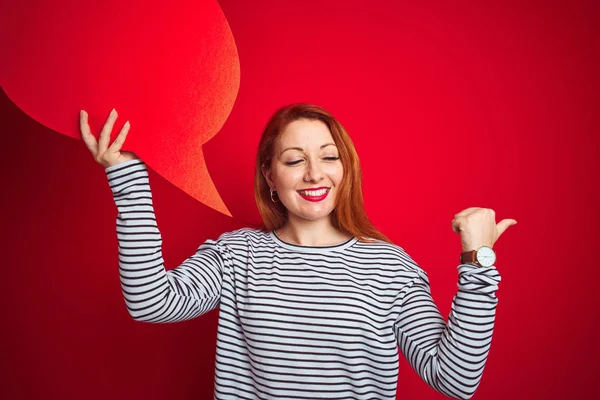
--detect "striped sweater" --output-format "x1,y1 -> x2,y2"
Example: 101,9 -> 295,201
106,159 -> 501,400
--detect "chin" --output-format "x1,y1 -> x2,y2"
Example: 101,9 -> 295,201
282,198 -> 336,221
296,209 -> 335,222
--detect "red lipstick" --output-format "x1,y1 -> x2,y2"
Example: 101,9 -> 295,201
297,188 -> 330,202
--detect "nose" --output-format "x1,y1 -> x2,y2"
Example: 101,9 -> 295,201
304,158 -> 324,182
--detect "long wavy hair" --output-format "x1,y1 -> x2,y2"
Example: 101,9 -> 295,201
254,103 -> 392,244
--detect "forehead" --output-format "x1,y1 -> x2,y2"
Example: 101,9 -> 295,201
276,119 -> 334,151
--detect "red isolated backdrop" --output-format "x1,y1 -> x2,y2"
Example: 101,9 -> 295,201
1,0 -> 599,399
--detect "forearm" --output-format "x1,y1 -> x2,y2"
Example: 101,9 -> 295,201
107,159 -> 221,323
395,264 -> 501,400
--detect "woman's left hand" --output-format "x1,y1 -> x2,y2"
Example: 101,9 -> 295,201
451,207 -> 517,252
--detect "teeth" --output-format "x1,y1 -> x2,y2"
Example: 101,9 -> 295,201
299,188 -> 328,196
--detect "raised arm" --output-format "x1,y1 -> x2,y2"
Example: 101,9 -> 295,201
106,159 -> 225,323
394,263 -> 501,400
80,108 -> 226,324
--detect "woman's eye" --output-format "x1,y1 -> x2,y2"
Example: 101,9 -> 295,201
285,157 -> 339,166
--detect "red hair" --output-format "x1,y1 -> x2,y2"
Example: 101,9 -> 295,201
254,103 -> 392,244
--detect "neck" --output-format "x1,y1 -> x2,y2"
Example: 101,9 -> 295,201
276,216 -> 351,246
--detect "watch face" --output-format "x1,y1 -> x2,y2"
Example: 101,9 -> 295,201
476,246 -> 496,267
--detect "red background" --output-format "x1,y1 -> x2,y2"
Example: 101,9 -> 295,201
2,0 -> 599,399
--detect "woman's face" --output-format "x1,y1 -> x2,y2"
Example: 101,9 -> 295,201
263,118 -> 344,224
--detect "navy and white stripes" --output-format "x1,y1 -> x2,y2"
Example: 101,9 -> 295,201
106,158 -> 501,400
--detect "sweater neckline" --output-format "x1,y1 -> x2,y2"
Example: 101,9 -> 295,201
269,230 -> 358,253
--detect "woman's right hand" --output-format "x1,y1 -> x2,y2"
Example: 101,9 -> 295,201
80,108 -> 139,168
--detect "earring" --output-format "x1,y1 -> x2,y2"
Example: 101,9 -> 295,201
270,187 -> 279,203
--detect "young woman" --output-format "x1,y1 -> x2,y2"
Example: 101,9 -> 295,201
80,104 -> 516,400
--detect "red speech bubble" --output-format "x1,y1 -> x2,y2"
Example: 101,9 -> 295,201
1,0 -> 239,216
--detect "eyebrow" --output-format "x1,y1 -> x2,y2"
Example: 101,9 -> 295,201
280,143 -> 337,156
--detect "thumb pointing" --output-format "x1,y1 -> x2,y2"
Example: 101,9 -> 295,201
497,219 -> 517,237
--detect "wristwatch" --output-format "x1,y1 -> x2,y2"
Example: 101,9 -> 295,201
460,245 -> 496,267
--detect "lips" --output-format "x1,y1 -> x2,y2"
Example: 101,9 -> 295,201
297,188 -> 330,202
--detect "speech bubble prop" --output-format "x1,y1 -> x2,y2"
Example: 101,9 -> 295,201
1,0 -> 239,216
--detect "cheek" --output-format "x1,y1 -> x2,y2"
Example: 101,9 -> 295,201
328,165 -> 344,186
273,167 -> 303,188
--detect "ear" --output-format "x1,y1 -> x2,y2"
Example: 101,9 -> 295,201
261,164 -> 275,190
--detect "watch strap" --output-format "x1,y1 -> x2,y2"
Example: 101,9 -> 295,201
460,250 -> 479,265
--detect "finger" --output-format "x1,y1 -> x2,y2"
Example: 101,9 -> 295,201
496,219 -> 518,237
107,121 -> 130,154
98,108 -> 118,154
454,207 -> 482,218
451,218 -> 462,233
79,110 -> 98,156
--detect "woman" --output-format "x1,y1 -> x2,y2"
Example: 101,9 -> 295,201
80,104 -> 516,400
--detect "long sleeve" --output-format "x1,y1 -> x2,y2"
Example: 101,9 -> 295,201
393,262 -> 501,400
105,159 -> 226,323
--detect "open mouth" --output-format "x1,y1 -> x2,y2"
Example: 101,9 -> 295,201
297,188 -> 331,202
297,188 -> 330,196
